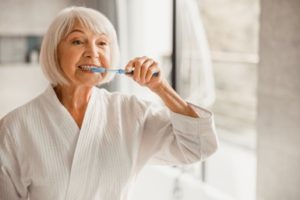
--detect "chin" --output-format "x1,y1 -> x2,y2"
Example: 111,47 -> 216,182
77,74 -> 106,86
82,80 -> 103,87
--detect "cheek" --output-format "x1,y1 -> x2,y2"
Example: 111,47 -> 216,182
100,50 -> 111,67
57,46 -> 70,69
58,49 -> 79,71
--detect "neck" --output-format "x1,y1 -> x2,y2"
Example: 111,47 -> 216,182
54,85 -> 93,128
54,85 -> 93,109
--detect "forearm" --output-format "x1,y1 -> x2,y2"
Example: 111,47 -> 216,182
152,79 -> 199,118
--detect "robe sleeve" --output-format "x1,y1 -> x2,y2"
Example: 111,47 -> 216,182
0,123 -> 28,200
134,96 -> 219,167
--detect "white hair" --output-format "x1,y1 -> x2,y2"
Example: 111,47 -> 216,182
39,6 -> 120,86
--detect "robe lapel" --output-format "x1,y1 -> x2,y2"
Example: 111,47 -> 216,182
44,85 -> 80,136
64,87 -> 106,200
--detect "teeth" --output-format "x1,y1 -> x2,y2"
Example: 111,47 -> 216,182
79,65 -> 95,71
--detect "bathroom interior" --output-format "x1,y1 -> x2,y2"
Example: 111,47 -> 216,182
0,0 -> 299,200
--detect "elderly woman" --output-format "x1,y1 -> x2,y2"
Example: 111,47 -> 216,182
0,6 -> 218,200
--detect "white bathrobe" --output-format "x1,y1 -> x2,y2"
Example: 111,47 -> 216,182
0,86 -> 218,200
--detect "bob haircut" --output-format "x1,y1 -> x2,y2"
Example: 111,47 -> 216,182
39,6 -> 120,86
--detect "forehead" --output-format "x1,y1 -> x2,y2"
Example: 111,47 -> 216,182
67,21 -> 109,39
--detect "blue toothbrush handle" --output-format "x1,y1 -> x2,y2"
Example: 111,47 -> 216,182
122,69 -> 159,77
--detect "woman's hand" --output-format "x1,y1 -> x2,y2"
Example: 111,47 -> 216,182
125,56 -> 198,118
125,56 -> 164,91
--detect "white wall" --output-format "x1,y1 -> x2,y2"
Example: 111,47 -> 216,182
257,0 -> 300,199
0,0 -> 70,35
0,65 -> 48,118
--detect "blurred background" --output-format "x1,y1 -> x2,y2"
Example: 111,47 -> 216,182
0,0 -> 299,200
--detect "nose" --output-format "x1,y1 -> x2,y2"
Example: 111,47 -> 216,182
84,42 -> 99,58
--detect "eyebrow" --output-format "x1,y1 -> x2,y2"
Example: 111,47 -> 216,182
69,29 -> 85,34
68,29 -> 107,37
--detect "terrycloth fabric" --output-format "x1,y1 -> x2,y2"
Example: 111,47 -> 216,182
0,85 -> 218,200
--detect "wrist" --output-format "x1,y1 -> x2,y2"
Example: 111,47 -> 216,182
151,79 -> 169,94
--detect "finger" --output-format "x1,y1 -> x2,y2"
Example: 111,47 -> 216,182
145,62 -> 159,82
124,60 -> 134,75
133,57 -> 147,81
140,59 -> 154,84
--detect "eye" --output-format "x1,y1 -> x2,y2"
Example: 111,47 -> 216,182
98,41 -> 108,46
72,40 -> 83,45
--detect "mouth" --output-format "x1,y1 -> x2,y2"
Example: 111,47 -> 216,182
78,64 -> 102,71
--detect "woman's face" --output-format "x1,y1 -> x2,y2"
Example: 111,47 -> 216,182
57,21 -> 111,87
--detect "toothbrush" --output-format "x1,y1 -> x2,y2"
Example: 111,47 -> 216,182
81,66 -> 159,77
90,67 -> 133,75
